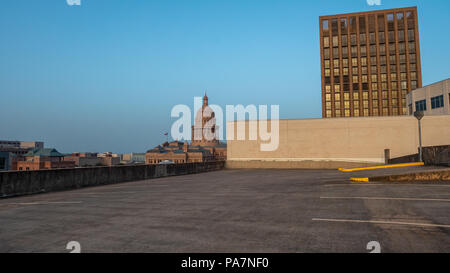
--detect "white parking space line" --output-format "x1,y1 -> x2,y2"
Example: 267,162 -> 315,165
74,191 -> 140,195
0,201 -> 83,206
312,218 -> 450,229
320,196 -> 450,202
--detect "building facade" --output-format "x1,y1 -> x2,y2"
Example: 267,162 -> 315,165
407,79 -> 450,116
63,153 -> 101,167
15,148 -> 76,171
0,140 -> 45,170
0,152 -> 11,171
63,152 -> 121,167
146,141 -> 216,164
320,7 -> 422,118
121,153 -> 146,164
146,94 -> 227,164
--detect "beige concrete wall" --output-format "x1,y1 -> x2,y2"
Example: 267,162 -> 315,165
226,115 -> 450,169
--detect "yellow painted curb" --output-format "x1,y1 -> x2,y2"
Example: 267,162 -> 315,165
350,177 -> 370,182
339,162 -> 424,172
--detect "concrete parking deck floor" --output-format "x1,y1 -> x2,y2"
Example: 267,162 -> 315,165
1,167 -> 449,253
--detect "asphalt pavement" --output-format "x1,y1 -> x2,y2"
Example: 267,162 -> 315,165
0,167 -> 449,253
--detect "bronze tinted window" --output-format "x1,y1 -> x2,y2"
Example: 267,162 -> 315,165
379,44 -> 386,55
331,19 -> 338,34
350,17 -> 357,33
408,29 -> 415,41
368,15 -> 376,32
407,11 -> 415,29
397,13 -> 404,30
398,43 -> 405,54
324,48 -> 330,59
400,54 -> 406,63
323,37 -> 330,47
359,16 -> 366,33
388,31 -> 395,43
333,48 -> 339,58
370,45 -> 377,56
360,33 -> 366,45
323,20 -> 329,30
332,36 -> 339,47
360,46 -> 367,56
387,14 -> 395,31
408,42 -> 416,53
377,15 -> 385,31
350,34 -> 357,45
379,32 -> 385,43
398,30 -> 405,42
390,55 -> 396,64
342,47 -> 348,58
341,35 -> 348,46
340,18 -> 347,33
369,33 -> 376,44
371,66 -> 377,75
389,43 -> 396,54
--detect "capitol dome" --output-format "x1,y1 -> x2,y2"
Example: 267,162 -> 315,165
191,93 -> 219,145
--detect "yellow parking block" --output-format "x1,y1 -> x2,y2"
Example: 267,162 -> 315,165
339,162 -> 424,172
350,177 -> 370,182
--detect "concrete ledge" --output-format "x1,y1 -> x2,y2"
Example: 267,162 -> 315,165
339,162 -> 424,172
226,160 -> 379,170
370,169 -> 450,182
0,161 -> 225,198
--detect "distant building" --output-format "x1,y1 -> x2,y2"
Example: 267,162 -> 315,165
97,152 -> 121,166
146,94 -> 227,164
0,152 -> 12,171
146,141 -> 216,164
320,7 -> 422,118
0,140 -> 45,170
15,148 -> 76,171
63,152 -> 121,167
99,155 -> 120,166
407,79 -> 450,116
121,153 -> 146,164
0,140 -> 43,149
63,153 -> 101,167
19,141 -> 44,150
98,152 -> 121,158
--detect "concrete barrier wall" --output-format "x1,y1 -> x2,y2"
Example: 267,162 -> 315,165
371,170 -> 450,182
0,161 -> 225,198
226,115 -> 450,169
389,145 -> 450,166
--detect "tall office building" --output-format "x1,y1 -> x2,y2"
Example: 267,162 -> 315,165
320,7 -> 422,118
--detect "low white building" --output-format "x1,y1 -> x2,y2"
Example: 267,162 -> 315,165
407,79 -> 450,116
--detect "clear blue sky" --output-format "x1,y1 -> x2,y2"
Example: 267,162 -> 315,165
1,0 -> 449,153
